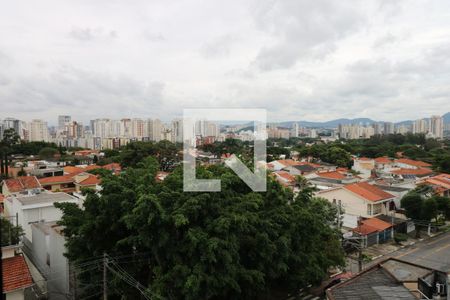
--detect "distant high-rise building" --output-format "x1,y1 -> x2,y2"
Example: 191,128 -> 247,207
131,118 -> 145,138
430,115 -> 444,139
383,122 -> 394,135
412,118 -> 428,134
291,123 -> 299,138
147,119 -> 162,142
29,119 -> 49,142
58,115 -> 71,131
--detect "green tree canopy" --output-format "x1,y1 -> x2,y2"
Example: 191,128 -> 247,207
56,157 -> 344,299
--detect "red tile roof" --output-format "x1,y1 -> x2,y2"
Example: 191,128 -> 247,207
64,166 -> 85,175
362,218 -> 392,231
316,171 -> 347,180
391,168 -> 433,176
2,255 -> 33,293
344,182 -> 394,202
273,171 -> 296,182
353,223 -> 378,235
39,175 -> 74,185
353,218 -> 392,235
358,157 -> 373,161
78,175 -> 101,186
395,158 -> 432,168
3,176 -> 41,193
374,156 -> 393,164
422,174 -> 450,190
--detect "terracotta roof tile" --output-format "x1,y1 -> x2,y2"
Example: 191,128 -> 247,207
374,156 -> 393,164
4,176 -> 41,193
273,171 -> 296,183
39,175 -> 74,185
391,168 -> 433,176
2,255 -> 33,293
362,218 -> 392,231
64,166 -> 85,175
344,182 -> 394,202
395,158 -> 432,168
353,223 -> 378,235
316,171 -> 347,180
78,175 -> 101,186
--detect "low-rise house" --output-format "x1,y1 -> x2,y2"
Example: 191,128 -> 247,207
39,172 -> 101,194
394,158 -> 432,169
352,157 -> 375,179
268,159 -> 302,171
418,173 -> 450,197
1,176 -> 41,197
306,170 -> 359,190
390,167 -> 434,179
73,173 -> 101,193
39,175 -> 77,193
352,218 -> 393,247
1,246 -> 34,300
318,182 -> 396,228
326,258 -> 449,300
272,171 -> 296,188
374,156 -> 395,171
3,191 -> 79,242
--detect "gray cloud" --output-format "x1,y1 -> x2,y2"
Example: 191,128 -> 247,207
251,0 -> 366,70
200,35 -> 236,59
0,0 -> 448,123
68,27 -> 118,42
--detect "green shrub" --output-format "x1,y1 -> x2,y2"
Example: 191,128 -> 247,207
394,233 -> 408,244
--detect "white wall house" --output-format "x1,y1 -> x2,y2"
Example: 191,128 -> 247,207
31,222 -> 71,300
317,182 -> 396,228
3,191 -> 79,242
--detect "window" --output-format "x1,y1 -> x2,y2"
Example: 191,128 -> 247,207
372,204 -> 382,215
367,204 -> 372,216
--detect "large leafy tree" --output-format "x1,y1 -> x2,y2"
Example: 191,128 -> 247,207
0,128 -> 20,178
56,157 -> 344,299
0,218 -> 24,246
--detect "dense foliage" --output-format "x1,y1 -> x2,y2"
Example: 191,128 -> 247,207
401,189 -> 450,223
56,158 -> 344,299
0,217 -> 24,246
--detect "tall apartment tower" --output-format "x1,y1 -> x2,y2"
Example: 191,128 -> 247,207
383,122 -> 394,135
29,119 -> 50,142
412,118 -> 428,134
58,115 -> 71,131
430,115 -> 444,139
147,119 -> 162,142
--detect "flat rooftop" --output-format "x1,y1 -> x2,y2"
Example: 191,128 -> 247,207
16,192 -> 77,206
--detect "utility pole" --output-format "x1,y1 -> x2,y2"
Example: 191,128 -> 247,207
336,200 -> 342,230
103,253 -> 108,300
357,217 -> 363,272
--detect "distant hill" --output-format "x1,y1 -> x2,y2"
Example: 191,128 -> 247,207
220,112 -> 449,128
443,112 -> 450,124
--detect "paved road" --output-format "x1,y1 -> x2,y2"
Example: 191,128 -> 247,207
347,231 -> 450,273
392,231 -> 450,272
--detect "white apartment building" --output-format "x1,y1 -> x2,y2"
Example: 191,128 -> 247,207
29,119 -> 49,142
430,115 -> 444,139
412,118 -> 428,134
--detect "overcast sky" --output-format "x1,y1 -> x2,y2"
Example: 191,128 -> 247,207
1,0 -> 449,124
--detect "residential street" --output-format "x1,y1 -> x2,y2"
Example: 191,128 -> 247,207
393,231 -> 450,272
349,231 -> 450,273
